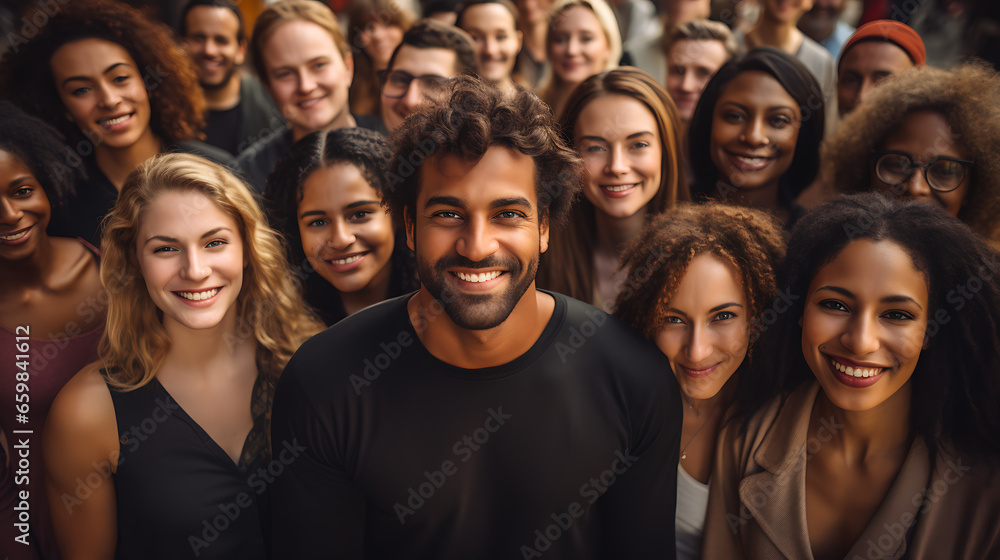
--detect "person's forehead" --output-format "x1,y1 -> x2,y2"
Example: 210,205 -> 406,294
392,45 -> 458,76
417,148 -> 538,207
186,5 -> 241,33
669,39 -> 726,64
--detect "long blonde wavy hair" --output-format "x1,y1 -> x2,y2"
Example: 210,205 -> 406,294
99,153 -> 323,390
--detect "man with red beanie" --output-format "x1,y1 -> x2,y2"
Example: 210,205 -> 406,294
837,19 -> 926,116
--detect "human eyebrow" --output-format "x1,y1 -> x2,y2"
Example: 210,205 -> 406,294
666,308 -> 689,318
345,200 -> 381,209
709,302 -> 743,313
143,227 -> 231,246
490,197 -> 532,210
881,295 -> 923,310
62,62 -> 132,87
578,136 -> 608,143
424,196 -> 465,209
299,210 -> 329,219
626,131 -> 655,139
8,176 -> 32,189
815,286 -> 855,299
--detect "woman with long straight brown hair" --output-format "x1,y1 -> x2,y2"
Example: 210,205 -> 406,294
538,67 -> 687,311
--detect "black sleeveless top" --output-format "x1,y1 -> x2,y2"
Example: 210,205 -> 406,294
108,377 -> 269,559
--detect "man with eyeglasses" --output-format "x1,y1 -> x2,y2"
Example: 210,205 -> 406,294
379,20 -> 479,133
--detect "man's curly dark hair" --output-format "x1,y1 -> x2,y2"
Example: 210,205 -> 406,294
382,75 -> 583,231
0,0 -> 205,145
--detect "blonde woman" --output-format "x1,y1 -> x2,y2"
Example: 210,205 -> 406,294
43,154 -> 323,559
539,0 -> 621,117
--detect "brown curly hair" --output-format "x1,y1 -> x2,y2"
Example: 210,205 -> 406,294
822,61 -> 1000,245
0,0 -> 205,144
614,203 -> 786,341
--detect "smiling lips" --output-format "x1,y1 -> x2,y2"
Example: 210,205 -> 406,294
678,362 -> 720,378
99,113 -> 133,131
322,251 -> 367,272
0,225 -> 31,244
726,152 -> 776,172
600,183 -> 639,198
827,354 -> 888,388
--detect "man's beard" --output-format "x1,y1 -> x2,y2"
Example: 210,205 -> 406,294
200,62 -> 238,91
417,252 -> 539,331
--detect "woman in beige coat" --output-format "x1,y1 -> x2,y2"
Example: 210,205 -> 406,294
703,193 -> 1000,560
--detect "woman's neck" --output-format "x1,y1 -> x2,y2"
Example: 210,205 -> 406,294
724,182 -> 789,226
339,261 -> 393,317
593,206 -> 648,253
0,235 -> 54,291
95,128 -> 162,191
812,383 -> 913,465
161,305 -> 253,377
747,18 -> 803,55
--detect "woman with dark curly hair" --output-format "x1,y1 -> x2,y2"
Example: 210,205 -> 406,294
822,62 -> 1000,247
537,67 -> 686,310
688,47 -> 825,229
614,203 -> 785,560
703,193 -> 1000,559
0,102 -> 104,560
265,127 -> 417,325
0,0 -> 232,244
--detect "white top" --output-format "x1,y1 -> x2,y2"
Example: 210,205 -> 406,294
676,463 -> 710,560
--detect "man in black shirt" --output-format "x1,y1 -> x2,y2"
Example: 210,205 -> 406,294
180,0 -> 278,156
270,76 -> 681,559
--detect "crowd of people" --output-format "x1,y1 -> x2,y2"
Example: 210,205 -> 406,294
0,0 -> 998,558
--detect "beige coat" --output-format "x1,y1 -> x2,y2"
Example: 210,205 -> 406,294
702,382 -> 1000,559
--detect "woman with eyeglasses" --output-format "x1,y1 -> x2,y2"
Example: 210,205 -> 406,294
822,61 -> 1000,247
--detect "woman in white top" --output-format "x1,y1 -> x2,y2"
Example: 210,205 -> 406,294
614,202 -> 785,560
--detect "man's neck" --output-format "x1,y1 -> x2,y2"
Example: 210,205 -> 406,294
407,286 -> 555,369
203,74 -> 243,111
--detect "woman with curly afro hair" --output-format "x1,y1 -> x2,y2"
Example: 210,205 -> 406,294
614,202 -> 786,560
0,0 -> 232,244
822,61 -> 1000,247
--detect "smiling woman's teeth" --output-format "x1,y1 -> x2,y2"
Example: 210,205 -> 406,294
0,229 -> 28,241
457,271 -> 502,283
101,114 -> 130,126
603,184 -> 635,192
332,254 -> 362,265
177,288 -> 219,301
832,358 -> 882,378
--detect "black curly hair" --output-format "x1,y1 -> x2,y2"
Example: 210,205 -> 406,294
382,74 -> 583,232
0,101 -> 81,209
756,192 -> 1000,462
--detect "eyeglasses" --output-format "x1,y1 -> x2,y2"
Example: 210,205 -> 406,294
873,151 -> 974,193
378,70 -> 453,100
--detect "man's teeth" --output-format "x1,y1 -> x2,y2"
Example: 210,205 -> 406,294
177,288 -> 219,301
457,271 -> 502,283
332,254 -> 362,265
603,184 -> 635,192
101,114 -> 130,126
832,358 -> 882,378
0,229 -> 28,241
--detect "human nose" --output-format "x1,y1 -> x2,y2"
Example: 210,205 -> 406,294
841,313 -> 881,357
484,37 -> 500,59
456,216 -> 500,262
327,220 -> 356,250
900,165 -> 933,198
685,323 -> 713,364
97,82 -> 123,109
397,78 -> 424,113
181,249 -> 211,281
0,196 -> 22,223
567,37 -> 582,56
605,144 -> 630,176
204,39 -> 220,58
680,71 -> 698,93
297,68 -> 317,94
742,116 -> 769,147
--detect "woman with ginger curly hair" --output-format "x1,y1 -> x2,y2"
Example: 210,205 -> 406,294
614,203 -> 785,560
0,0 -> 232,245
822,61 -> 1000,246
43,154 -> 322,559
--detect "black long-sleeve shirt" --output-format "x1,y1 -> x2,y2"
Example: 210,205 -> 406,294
270,291 -> 681,559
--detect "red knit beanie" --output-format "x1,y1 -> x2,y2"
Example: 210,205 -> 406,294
839,20 -> 927,70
